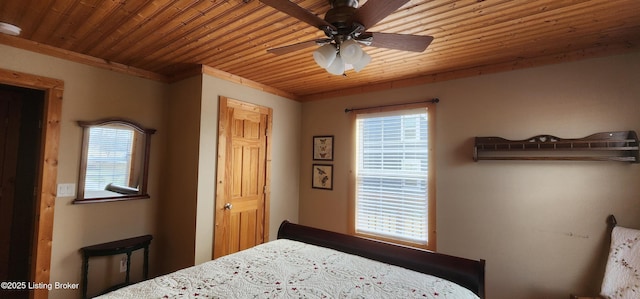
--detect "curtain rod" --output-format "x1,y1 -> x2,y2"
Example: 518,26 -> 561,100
344,98 -> 439,113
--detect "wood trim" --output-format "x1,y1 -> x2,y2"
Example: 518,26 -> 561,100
213,97 -> 231,259
427,104 -> 437,251
0,69 -> 64,90
299,43 -> 639,102
347,112 -> 357,236
264,106 -> 273,242
0,68 -> 62,299
0,35 -> 298,102
0,35 -> 168,82
200,66 -> 298,101
0,36 -> 297,101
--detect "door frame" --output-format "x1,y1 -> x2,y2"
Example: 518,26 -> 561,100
0,68 -> 62,299
213,96 -> 271,258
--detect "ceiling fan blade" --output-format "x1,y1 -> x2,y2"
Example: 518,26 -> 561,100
362,32 -> 433,52
352,0 -> 410,28
267,39 -> 327,55
259,0 -> 335,30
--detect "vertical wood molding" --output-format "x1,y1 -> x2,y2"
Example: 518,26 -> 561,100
264,108 -> 272,242
0,68 -> 62,299
427,104 -> 437,252
347,112 -> 357,236
213,97 -> 230,259
32,87 -> 62,299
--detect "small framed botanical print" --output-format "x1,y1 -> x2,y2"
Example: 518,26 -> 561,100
312,164 -> 333,190
313,135 -> 334,161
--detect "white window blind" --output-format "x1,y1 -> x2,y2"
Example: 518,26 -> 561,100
85,126 -> 134,191
355,108 -> 429,244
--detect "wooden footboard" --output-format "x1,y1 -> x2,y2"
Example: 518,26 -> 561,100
277,221 -> 485,299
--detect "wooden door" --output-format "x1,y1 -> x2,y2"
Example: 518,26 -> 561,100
214,97 -> 271,259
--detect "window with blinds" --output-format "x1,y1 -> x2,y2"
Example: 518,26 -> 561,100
85,126 -> 134,191
354,107 -> 432,247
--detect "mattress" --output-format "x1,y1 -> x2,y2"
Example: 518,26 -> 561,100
95,239 -> 479,299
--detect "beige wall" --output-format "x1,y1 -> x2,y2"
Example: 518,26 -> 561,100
0,44 -> 167,298
158,76 -> 202,274
159,73 -> 302,271
299,51 -> 640,299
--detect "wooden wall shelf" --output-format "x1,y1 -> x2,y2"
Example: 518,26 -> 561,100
474,131 -> 639,163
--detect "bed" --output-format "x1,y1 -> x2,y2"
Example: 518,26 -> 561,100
96,221 -> 485,298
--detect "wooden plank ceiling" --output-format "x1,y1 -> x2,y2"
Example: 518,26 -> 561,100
0,0 -> 639,101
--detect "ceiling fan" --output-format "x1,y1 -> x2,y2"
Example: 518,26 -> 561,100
259,0 -> 434,75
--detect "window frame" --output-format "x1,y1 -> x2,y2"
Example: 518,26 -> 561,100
348,102 -> 436,251
74,118 -> 155,204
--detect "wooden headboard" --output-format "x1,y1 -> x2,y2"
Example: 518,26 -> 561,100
277,221 -> 485,298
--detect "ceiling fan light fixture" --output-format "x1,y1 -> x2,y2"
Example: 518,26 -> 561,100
340,39 -> 363,65
0,22 -> 21,36
326,54 -> 345,75
313,44 -> 337,68
261,0 -> 434,76
352,51 -> 371,72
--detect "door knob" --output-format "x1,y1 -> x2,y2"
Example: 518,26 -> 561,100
223,203 -> 233,210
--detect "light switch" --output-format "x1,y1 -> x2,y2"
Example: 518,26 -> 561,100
57,183 -> 76,197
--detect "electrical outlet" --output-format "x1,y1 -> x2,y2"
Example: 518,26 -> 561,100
56,183 -> 75,197
120,257 -> 127,273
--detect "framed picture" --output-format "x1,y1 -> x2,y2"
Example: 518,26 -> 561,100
313,135 -> 334,161
312,164 -> 333,190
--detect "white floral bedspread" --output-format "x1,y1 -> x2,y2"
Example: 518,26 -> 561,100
96,239 -> 479,299
600,226 -> 640,298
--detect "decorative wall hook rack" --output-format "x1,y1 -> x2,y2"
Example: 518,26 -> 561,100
474,131 -> 639,162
